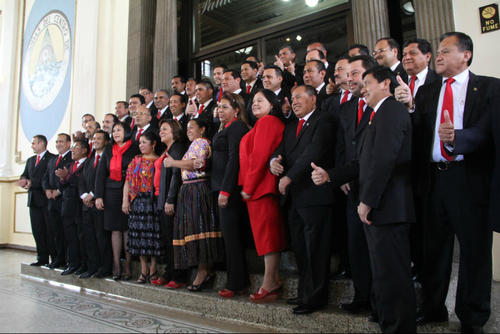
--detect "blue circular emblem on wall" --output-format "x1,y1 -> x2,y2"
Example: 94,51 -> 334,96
20,0 -> 74,141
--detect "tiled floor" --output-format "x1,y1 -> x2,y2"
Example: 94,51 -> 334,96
0,249 -> 265,333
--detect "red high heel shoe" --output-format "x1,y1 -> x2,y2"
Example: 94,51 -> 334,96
218,289 -> 245,299
249,287 -> 280,303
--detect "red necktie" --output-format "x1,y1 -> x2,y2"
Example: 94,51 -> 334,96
35,155 -> 40,166
198,104 -> 205,115
157,110 -> 162,119
55,155 -> 62,167
440,78 -> 455,161
341,90 -> 350,104
130,119 -> 135,129
296,119 -> 305,137
94,154 -> 100,168
218,86 -> 223,102
72,161 -> 79,173
409,75 -> 417,97
246,85 -> 251,94
370,111 -> 376,123
88,142 -> 93,158
357,99 -> 366,126
136,128 -> 143,142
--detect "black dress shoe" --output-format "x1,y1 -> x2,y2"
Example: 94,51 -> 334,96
340,300 -> 371,314
287,297 -> 301,305
79,271 -> 97,279
292,305 -> 320,315
61,267 -> 78,276
48,261 -> 65,269
416,311 -> 448,325
30,261 -> 48,267
461,325 -> 484,334
368,311 -> 379,323
75,267 -> 87,276
92,270 -> 111,278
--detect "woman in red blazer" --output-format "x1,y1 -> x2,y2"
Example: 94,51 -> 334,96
239,89 -> 286,303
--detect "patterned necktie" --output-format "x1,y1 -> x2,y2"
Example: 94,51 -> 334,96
409,75 -> 417,97
341,90 -> 350,104
296,119 -> 305,137
440,78 -> 455,161
357,99 -> 366,126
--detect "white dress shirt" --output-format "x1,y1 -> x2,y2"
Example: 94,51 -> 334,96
410,66 -> 429,98
390,61 -> 401,72
431,69 -> 469,162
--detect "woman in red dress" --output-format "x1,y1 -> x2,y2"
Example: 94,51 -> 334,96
239,89 -> 287,303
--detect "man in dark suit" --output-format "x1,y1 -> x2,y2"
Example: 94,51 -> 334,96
55,140 -> 89,276
306,48 -> 334,85
170,93 -> 189,132
307,42 -> 335,84
373,37 -> 408,84
348,44 -> 370,57
42,133 -> 73,268
186,79 -> 216,139
323,56 -> 354,117
18,135 -> 56,266
270,85 -> 335,315
412,32 -> 495,334
171,75 -> 187,95
128,94 -> 146,130
274,45 -> 304,90
153,89 -> 172,125
311,54 -> 378,314
140,87 -> 158,119
78,130 -> 112,278
131,106 -> 164,155
213,64 -> 227,102
115,101 -> 132,128
222,69 -> 251,115
358,66 -> 416,333
262,65 -> 292,122
303,60 -> 328,107
240,60 -> 263,96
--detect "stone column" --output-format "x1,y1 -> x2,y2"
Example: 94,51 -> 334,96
126,0 -> 157,98
414,0 -> 455,54
152,0 -> 177,91
351,0 -> 390,51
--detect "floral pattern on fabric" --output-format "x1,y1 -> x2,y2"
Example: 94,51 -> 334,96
181,138 -> 211,181
126,156 -> 156,202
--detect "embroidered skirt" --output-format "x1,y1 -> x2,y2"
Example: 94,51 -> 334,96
127,191 -> 164,256
173,180 -> 224,269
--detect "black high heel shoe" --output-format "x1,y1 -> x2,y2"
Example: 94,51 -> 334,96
187,273 -> 214,292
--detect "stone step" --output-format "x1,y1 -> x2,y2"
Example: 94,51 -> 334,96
21,263 -> 455,333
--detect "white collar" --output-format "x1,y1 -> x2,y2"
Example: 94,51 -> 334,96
274,88 -> 282,95
146,100 -> 154,108
299,109 -> 315,122
160,105 -> 168,113
38,150 -> 48,159
174,114 -> 184,121
137,123 -> 150,132
246,79 -> 256,88
315,82 -> 325,93
390,61 -> 401,72
414,66 -> 429,82
442,68 -> 469,85
61,150 -> 71,157
120,115 -> 129,122
372,96 -> 390,113
233,88 -> 242,95
199,98 -> 212,108
75,157 -> 87,165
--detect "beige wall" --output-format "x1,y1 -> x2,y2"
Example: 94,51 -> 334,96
452,0 -> 500,281
0,0 -> 129,248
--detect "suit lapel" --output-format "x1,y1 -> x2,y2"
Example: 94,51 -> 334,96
463,72 -> 479,126
290,110 -> 318,151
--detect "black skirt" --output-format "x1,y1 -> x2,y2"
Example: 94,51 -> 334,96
103,187 -> 128,231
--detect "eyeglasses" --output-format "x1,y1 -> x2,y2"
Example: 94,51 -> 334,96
371,48 -> 388,56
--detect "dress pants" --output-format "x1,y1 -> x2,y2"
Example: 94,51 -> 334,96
287,204 -> 332,307
346,198 -> 372,303
82,207 -> 111,273
364,222 -> 416,334
160,211 -> 187,282
62,216 -> 82,269
421,165 -> 492,327
29,206 -> 54,263
331,189 -> 349,270
219,191 -> 250,291
47,199 -> 66,264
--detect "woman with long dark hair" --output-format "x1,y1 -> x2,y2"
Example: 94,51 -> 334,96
95,122 -> 140,280
239,88 -> 287,303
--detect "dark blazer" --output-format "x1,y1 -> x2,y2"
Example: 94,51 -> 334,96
21,151 -> 56,207
359,96 -> 415,225
282,63 -> 304,90
412,72 -> 495,204
94,141 -> 141,198
324,61 -> 335,84
211,120 -> 249,194
156,141 -> 187,208
131,123 -> 165,155
78,153 -> 102,212
393,62 -> 408,84
439,75 -> 500,232
272,109 -> 335,207
174,114 -> 189,132
42,152 -> 73,212
60,159 -> 89,217
121,115 -> 133,129
148,102 -> 158,119
423,68 -> 440,86
244,78 -> 263,96
316,84 -> 329,109
154,107 -> 173,127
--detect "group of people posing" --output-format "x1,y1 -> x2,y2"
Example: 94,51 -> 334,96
18,30 -> 499,334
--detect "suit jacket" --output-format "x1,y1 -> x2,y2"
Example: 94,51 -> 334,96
245,78 -> 263,96
436,75 -> 500,232
155,107 -> 173,126
42,152 -> 73,212
21,151 -> 56,207
272,108 -> 335,207
60,159 -> 88,217
316,84 -> 328,109
121,115 -> 133,129
148,102 -> 158,119
94,141 -> 141,198
211,120 -> 249,194
324,61 -> 335,84
282,63 -> 304,90
393,62 -> 408,84
131,123 -> 165,155
359,96 -> 415,225
174,114 -> 189,132
78,153 -> 103,212
423,68 -> 440,86
412,72 -> 495,204
156,141 -> 187,208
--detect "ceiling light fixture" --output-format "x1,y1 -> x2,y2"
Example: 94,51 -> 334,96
305,0 -> 319,7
